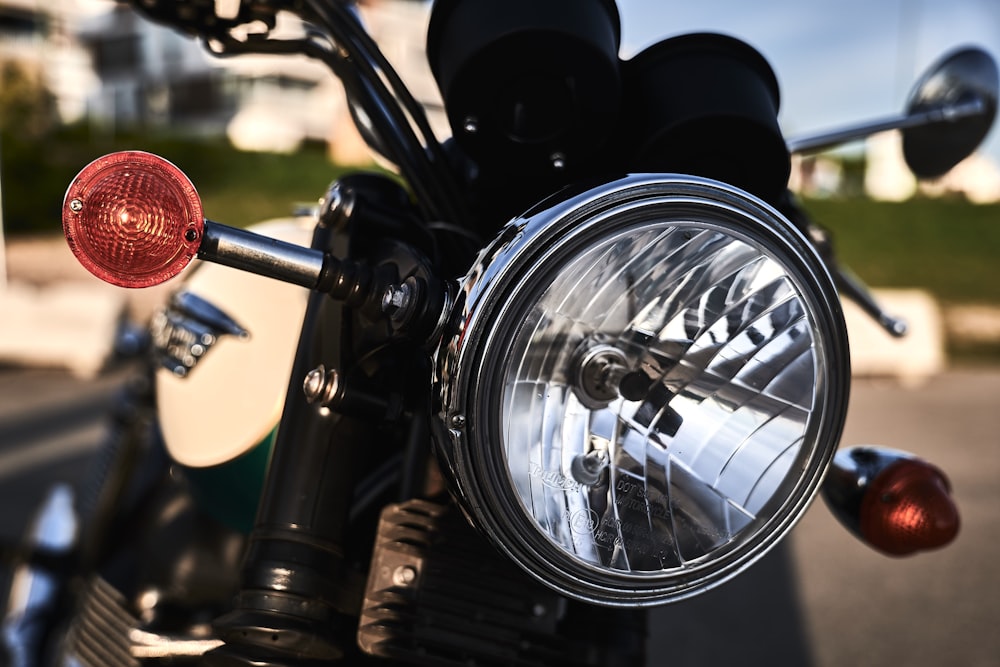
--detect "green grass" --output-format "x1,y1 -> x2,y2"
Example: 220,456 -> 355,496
5,126 -> 1000,311
136,138 -> 353,225
1,126 -> 352,234
801,197 -> 1000,306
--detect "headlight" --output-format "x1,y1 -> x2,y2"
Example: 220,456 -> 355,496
433,174 -> 849,606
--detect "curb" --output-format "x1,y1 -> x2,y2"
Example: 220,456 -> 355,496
1,235 -> 171,378
2,235 -> 997,381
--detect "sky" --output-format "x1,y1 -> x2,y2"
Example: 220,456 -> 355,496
67,0 -> 1000,166
616,0 -> 1000,164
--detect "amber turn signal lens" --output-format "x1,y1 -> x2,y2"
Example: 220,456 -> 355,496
859,459 -> 959,556
62,151 -> 204,288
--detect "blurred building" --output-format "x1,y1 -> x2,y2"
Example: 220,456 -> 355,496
0,0 -> 444,163
0,0 -> 100,122
917,152 -> 1000,204
790,130 -> 1000,203
0,0 -> 44,62
863,132 -> 917,202
864,131 -> 1000,203
77,4 -> 225,132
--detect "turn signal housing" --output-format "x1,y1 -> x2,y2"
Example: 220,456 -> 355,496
823,447 -> 959,556
62,151 -> 204,288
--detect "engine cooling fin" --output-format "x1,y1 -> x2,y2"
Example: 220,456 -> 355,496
61,575 -> 140,667
358,499 -> 646,666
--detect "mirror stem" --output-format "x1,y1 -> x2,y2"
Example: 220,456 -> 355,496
787,98 -> 986,154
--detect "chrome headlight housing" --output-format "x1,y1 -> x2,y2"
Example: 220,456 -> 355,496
433,174 -> 849,606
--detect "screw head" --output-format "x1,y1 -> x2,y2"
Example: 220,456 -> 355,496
69,198 -> 83,212
303,364 -> 337,404
303,367 -> 324,402
392,565 -> 418,586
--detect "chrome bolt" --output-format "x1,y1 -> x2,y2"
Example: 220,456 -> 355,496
450,414 -> 466,429
303,367 -> 325,401
303,364 -> 340,406
325,185 -> 342,214
69,198 -> 83,212
392,565 -> 418,587
137,588 -> 161,624
462,116 -> 479,134
381,282 -> 413,319
319,182 -> 355,229
550,152 -> 567,171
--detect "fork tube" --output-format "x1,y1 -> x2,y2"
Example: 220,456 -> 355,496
205,222 -> 362,665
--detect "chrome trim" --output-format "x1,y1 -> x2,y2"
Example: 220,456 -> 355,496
128,629 -> 223,659
432,174 -> 851,606
151,291 -> 249,377
2,485 -> 78,667
200,220 -> 325,289
786,99 -> 986,154
822,446 -> 916,527
53,574 -> 225,665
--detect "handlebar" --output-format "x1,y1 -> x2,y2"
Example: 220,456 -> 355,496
128,0 -> 470,230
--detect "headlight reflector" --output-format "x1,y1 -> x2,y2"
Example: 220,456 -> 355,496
434,175 -> 849,605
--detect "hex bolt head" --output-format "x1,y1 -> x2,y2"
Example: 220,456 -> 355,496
381,282 -> 414,320
392,565 -> 418,586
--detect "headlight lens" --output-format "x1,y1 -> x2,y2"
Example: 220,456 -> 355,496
434,175 -> 849,605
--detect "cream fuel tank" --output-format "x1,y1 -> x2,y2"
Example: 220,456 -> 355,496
155,218 -> 312,532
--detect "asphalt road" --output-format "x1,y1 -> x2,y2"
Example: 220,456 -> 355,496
0,366 -> 997,667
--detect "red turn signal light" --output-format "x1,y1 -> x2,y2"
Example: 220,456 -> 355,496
822,447 -> 959,557
62,151 -> 204,288
859,459 -> 959,555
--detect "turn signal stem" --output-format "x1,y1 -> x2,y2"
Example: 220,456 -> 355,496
62,152 -> 448,336
200,220 -> 387,313
200,222 -> 448,332
822,447 -> 959,556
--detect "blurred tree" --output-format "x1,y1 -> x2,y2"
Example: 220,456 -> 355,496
0,59 -> 57,140
0,59 -> 63,233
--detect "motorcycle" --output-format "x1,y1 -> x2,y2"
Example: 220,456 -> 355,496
3,0 -> 997,665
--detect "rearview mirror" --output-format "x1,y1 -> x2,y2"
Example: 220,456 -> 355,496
786,46 -> 998,179
902,47 -> 999,179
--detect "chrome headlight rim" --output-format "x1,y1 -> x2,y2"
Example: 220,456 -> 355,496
435,173 -> 850,606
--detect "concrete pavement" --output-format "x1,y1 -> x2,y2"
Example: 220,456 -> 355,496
0,366 -> 997,666
0,235 -> 175,378
793,368 -> 1000,667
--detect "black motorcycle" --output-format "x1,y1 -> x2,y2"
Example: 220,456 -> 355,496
3,1 -> 996,665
